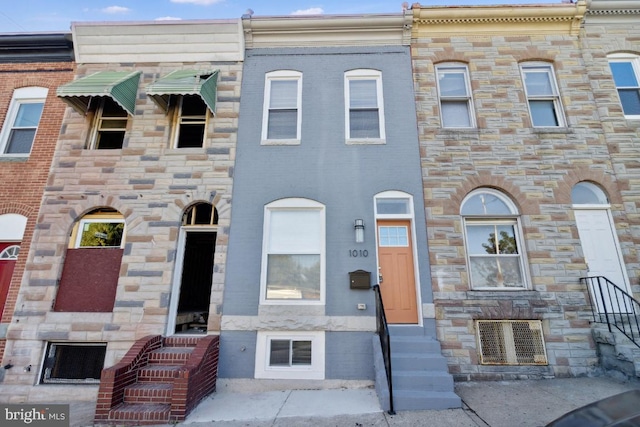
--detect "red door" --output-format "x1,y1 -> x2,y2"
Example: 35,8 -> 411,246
0,242 -> 19,318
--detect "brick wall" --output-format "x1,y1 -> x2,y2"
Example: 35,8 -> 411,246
0,61 -> 74,363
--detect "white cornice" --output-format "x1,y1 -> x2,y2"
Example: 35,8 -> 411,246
242,14 -> 411,48
411,1 -> 587,37
586,0 -> 640,23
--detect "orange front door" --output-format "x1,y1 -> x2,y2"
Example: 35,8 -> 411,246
377,220 -> 418,324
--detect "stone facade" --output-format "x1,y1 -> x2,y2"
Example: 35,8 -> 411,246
410,1 -> 624,380
0,21 -> 242,401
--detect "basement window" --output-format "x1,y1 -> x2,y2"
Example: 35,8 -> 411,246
255,331 -> 324,380
476,320 -> 547,365
41,342 -> 106,384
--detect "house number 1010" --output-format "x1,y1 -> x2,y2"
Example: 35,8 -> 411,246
349,249 -> 368,257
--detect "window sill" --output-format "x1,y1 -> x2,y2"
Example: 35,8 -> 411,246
0,154 -> 29,161
261,139 -> 300,146
531,127 -> 572,135
468,289 -> 538,299
346,138 -> 386,145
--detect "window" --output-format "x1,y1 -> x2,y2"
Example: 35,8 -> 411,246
91,97 -> 128,149
345,70 -> 385,143
0,245 -> 19,259
461,189 -> 527,289
521,63 -> 564,127
174,95 -> 208,148
608,55 -> 640,119
74,218 -> 124,248
476,320 -> 547,365
255,331 -> 325,379
571,182 -> 609,205
260,198 -> 325,305
0,87 -> 47,156
41,342 -> 106,384
262,71 -> 302,144
436,64 -> 474,128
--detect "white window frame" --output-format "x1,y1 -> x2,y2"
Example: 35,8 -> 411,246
255,331 -> 325,380
520,63 -> 565,128
345,69 -> 385,144
0,86 -> 47,157
461,189 -> 529,290
0,245 -> 19,260
260,198 -> 325,306
71,213 -> 126,249
261,70 -> 302,145
88,97 -> 128,150
172,95 -> 209,148
436,63 -> 475,128
608,54 -> 640,120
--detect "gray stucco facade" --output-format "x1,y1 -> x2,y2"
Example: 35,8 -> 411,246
220,45 -> 431,383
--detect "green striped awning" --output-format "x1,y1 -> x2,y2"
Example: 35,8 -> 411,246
146,70 -> 219,115
57,71 -> 141,116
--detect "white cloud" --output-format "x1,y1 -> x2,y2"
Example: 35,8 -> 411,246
155,16 -> 183,21
170,0 -> 224,5
101,6 -> 131,14
291,8 -> 324,16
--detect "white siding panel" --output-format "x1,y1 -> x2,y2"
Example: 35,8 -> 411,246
73,20 -> 244,63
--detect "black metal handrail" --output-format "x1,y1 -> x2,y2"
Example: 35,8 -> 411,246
373,284 -> 395,415
581,276 -> 640,349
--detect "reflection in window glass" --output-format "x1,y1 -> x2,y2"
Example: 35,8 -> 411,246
269,339 -> 312,367
78,221 -> 124,247
571,182 -> 608,205
266,254 -> 320,300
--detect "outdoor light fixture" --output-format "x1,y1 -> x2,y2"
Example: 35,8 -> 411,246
354,219 -> 365,243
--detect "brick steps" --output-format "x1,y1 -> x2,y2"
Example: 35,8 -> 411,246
95,335 -> 220,425
108,403 -> 171,425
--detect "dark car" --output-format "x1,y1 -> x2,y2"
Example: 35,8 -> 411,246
546,389 -> 640,427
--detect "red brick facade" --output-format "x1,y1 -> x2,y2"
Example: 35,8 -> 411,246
0,61 -> 74,360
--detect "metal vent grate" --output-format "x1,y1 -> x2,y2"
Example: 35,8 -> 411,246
477,320 -> 548,365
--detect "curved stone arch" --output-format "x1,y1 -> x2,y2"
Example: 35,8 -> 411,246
606,49 -> 640,58
514,53 -> 558,64
444,172 -> 535,216
430,51 -> 472,64
57,197 -> 129,242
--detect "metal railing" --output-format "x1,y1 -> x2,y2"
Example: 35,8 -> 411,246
373,284 -> 395,415
581,276 -> 640,349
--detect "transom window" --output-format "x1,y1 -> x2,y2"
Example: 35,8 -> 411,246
436,63 -> 474,128
174,95 -> 208,148
571,182 -> 609,205
262,70 -> 302,144
0,245 -> 19,259
0,87 -> 47,156
608,55 -> 640,119
260,198 -> 325,304
521,63 -> 564,127
91,97 -> 128,149
345,69 -> 385,143
461,189 -> 527,289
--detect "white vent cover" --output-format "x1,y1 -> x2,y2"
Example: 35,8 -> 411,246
476,320 -> 548,365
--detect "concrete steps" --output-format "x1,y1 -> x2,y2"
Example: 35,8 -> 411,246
374,326 -> 461,411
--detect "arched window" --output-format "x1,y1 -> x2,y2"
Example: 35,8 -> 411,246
571,182 -> 609,205
182,202 -> 218,226
0,245 -> 19,259
461,189 -> 527,289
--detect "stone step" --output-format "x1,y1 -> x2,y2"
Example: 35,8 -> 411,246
107,403 -> 171,425
138,365 -> 183,383
392,370 -> 454,392
148,346 -> 193,365
392,390 -> 461,411
390,335 -> 443,353
391,352 -> 449,371
124,383 -> 173,404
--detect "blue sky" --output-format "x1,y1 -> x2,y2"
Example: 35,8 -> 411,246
1,0 -> 566,33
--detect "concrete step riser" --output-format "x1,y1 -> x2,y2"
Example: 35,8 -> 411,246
392,394 -> 461,411
390,339 -> 442,354
392,373 -> 454,391
391,355 -> 449,371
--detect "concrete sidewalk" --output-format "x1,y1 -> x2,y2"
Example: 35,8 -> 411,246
67,376 -> 640,426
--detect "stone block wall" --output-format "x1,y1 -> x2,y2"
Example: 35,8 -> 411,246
412,32 -> 622,379
0,60 -> 241,399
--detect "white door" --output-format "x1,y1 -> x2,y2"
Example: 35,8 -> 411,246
574,209 -> 630,312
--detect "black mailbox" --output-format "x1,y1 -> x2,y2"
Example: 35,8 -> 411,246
349,270 -> 371,290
